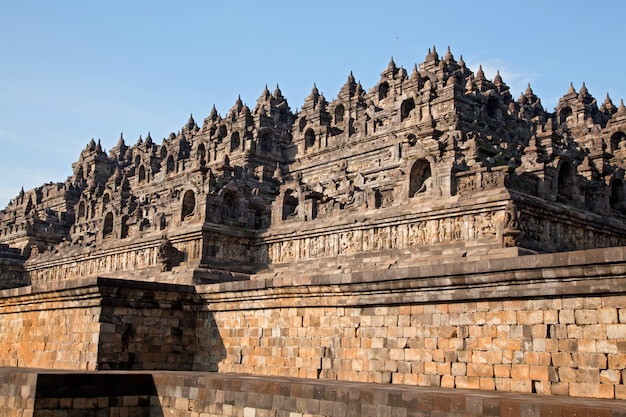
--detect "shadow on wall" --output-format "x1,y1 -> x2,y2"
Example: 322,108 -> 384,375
95,278 -> 227,372
30,373 -> 164,417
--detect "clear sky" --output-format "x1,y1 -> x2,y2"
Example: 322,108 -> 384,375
1,1 -> 624,207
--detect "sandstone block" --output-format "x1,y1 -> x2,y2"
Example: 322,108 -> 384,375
510,365 -> 529,379
455,376 -> 480,390
607,324 -> 626,339
569,383 -> 614,399
467,363 -> 493,377
510,379 -> 532,393
517,311 -> 543,325
560,310 -> 575,324
575,310 -> 598,325
559,367 -> 577,383
599,369 -> 621,384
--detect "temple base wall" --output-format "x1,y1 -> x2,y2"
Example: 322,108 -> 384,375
1,369 -> 625,417
1,247 -> 626,400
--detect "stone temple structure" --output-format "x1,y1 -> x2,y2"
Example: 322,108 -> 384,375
1,47 -> 626,416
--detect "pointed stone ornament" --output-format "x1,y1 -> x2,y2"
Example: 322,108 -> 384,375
476,65 -> 486,81
444,45 -> 454,63
568,82 -> 576,95
494,70 -> 503,86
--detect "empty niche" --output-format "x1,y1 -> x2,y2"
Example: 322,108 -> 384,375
166,155 -> 175,174
230,132 -> 240,152
304,128 -> 315,151
77,201 -> 86,219
557,161 -> 576,200
378,82 -> 389,101
409,159 -> 432,197
610,131 -> 626,153
610,178 -> 626,212
103,212 -> 114,238
138,165 -> 147,183
334,104 -> 345,124
486,95 -> 500,119
181,190 -> 195,221
260,132 -> 272,152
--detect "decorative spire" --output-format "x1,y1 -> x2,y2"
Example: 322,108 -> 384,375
476,65 -> 486,81
145,132 -> 153,144
426,46 -> 439,61
273,84 -> 283,99
209,104 -> 218,120
579,82 -> 589,97
186,114 -> 196,129
493,70 -> 503,86
117,133 -> 125,147
308,83 -> 320,101
525,83 -> 533,96
458,54 -> 466,69
567,82 -> 576,95
410,64 -> 419,81
444,45 -> 454,63
261,85 -> 271,100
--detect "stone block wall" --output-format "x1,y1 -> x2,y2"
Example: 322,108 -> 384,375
0,371 -> 35,417
204,296 -> 626,400
151,372 -> 626,417
96,279 -> 204,370
194,247 -> 626,400
0,278 -> 204,372
1,247 -> 626,401
0,283 -> 101,370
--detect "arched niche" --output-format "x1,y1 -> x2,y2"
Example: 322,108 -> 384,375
166,155 -> 175,174
334,105 -> 345,124
559,107 -> 573,125
138,165 -> 147,183
159,146 -> 167,160
378,82 -> 389,101
304,128 -> 315,150
610,177 -> 626,212
610,131 -> 626,153
400,98 -> 415,122
197,143 -> 206,165
103,212 -> 114,238
77,201 -> 86,219
181,190 -> 195,221
230,132 -> 241,152
409,159 -> 433,197
298,117 -> 306,133
486,95 -> 500,119
260,132 -> 272,152
557,160 -> 576,200
221,192 -> 239,220
282,189 -> 299,220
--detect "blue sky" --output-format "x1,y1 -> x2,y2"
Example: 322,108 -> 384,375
1,1 -> 624,207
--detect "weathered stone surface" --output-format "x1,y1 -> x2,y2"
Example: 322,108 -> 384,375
1,48 -> 626,408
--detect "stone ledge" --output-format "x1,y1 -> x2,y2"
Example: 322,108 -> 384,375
197,246 -> 626,310
2,368 -> 625,417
